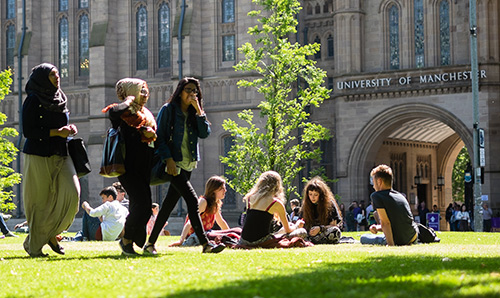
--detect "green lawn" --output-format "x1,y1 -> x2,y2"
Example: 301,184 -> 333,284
1,232 -> 499,298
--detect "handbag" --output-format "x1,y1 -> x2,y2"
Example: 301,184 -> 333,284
150,154 -> 171,185
99,127 -> 126,178
67,138 -> 92,178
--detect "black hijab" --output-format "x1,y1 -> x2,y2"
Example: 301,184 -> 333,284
25,63 -> 68,113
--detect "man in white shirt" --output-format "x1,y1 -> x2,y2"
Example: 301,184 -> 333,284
78,186 -> 129,241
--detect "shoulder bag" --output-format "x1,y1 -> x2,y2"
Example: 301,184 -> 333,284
99,127 -> 126,178
67,137 -> 92,178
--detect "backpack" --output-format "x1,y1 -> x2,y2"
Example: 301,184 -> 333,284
417,223 -> 440,243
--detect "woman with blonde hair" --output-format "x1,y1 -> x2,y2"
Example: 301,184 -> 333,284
238,171 -> 310,249
300,176 -> 342,244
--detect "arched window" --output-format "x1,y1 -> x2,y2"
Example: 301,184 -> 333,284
439,0 -> 450,65
59,0 -> 68,11
389,5 -> 400,69
59,17 -> 69,78
6,0 -> 16,19
6,25 -> 15,68
414,0 -> 424,68
79,0 -> 88,9
158,3 -> 170,68
307,4 -> 313,15
222,35 -> 235,61
314,36 -> 321,60
327,34 -> 334,58
222,0 -> 235,23
315,3 -> 321,14
136,5 -> 148,71
79,14 -> 89,76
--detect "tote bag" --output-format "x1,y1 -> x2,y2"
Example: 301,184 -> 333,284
67,137 -> 92,178
99,127 -> 126,178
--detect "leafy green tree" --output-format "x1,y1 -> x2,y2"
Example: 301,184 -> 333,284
0,69 -> 21,213
452,147 -> 470,202
220,0 -> 331,199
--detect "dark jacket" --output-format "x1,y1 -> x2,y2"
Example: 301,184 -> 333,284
22,95 -> 69,157
155,101 -> 210,163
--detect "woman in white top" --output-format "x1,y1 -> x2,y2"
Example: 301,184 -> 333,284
455,204 -> 470,231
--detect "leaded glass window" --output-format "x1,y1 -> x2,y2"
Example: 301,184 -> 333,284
59,0 -> 68,11
414,0 -> 424,68
327,34 -> 334,57
222,35 -> 235,61
439,0 -> 450,65
314,36 -> 321,60
222,0 -> 235,23
389,5 -> 400,69
136,6 -> 148,71
6,25 -> 15,68
158,3 -> 170,68
59,17 -> 69,78
79,14 -> 89,76
6,0 -> 15,19
79,0 -> 88,9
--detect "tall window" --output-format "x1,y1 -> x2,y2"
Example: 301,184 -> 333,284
222,0 -> 235,23
222,35 -> 235,61
389,5 -> 400,69
59,0 -> 68,11
439,0 -> 450,65
6,25 -> 15,68
136,6 -> 148,71
414,0 -> 424,68
6,0 -> 15,19
79,0 -> 88,8
327,34 -> 334,58
59,17 -> 69,78
79,14 -> 89,76
158,3 -> 171,68
314,36 -> 321,60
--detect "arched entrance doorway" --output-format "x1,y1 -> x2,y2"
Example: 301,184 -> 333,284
347,103 -> 473,230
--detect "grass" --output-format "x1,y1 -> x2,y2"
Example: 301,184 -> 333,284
0,232 -> 499,298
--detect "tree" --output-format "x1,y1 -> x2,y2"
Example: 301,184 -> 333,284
452,147 -> 471,202
220,0 -> 331,200
0,69 -> 21,213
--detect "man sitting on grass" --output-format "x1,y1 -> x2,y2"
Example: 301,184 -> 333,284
74,186 -> 129,241
360,164 -> 419,246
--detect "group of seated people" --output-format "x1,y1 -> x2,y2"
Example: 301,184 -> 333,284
4,164 -> 439,252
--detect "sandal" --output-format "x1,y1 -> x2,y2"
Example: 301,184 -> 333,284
143,243 -> 157,255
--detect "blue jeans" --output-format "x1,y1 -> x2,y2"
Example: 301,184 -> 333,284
360,233 -> 387,245
0,215 -> 9,235
81,212 -> 101,241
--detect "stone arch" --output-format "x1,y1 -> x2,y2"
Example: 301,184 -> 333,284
347,103 -> 472,203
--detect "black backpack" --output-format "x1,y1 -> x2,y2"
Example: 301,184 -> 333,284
417,223 -> 440,243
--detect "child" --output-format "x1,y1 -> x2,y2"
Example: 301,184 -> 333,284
300,176 -> 342,244
169,176 -> 241,247
237,171 -> 310,249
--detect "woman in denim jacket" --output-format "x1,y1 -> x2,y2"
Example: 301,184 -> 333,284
144,77 -> 225,254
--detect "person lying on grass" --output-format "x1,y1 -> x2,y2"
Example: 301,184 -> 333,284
237,171 -> 311,249
169,176 -> 242,247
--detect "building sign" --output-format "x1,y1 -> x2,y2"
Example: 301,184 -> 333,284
336,69 -> 487,91
427,213 -> 440,231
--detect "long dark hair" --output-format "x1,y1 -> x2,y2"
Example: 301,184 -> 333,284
203,176 -> 225,215
301,176 -> 341,229
168,77 -> 204,111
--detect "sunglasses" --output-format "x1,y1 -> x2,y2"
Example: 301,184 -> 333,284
183,87 -> 198,94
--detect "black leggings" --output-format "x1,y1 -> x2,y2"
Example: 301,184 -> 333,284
148,169 -> 208,245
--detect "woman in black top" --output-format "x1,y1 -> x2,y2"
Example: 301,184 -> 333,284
102,78 -> 157,255
22,63 -> 80,257
300,176 -> 342,244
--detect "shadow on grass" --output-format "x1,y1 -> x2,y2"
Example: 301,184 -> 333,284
161,255 -> 500,298
1,252 -> 174,261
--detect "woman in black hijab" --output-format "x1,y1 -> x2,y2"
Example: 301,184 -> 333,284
22,63 -> 80,257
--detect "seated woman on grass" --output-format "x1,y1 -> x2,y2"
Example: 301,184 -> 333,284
169,176 -> 241,247
300,176 -> 342,244
237,171 -> 311,249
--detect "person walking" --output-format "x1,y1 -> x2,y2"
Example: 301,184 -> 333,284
21,63 -> 80,257
144,77 -> 224,254
102,78 -> 157,255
